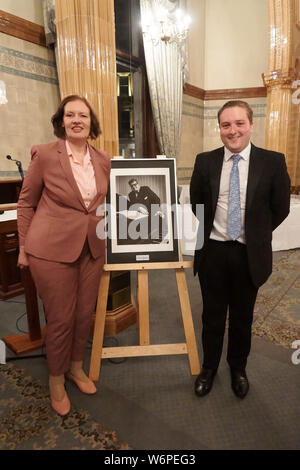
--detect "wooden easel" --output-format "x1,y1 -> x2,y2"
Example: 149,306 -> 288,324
89,259 -> 200,381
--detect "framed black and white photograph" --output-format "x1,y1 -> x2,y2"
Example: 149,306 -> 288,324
105,158 -> 179,264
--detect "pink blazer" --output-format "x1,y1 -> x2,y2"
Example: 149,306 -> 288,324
17,139 -> 111,263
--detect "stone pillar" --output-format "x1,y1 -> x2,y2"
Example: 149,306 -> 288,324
55,0 -> 119,157
263,0 -> 300,191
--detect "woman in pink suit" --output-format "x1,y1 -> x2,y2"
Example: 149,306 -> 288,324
17,95 -> 111,416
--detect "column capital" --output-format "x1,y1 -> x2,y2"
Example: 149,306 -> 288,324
262,69 -> 295,89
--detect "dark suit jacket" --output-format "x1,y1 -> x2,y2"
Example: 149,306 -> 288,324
128,186 -> 160,214
17,139 -> 111,263
190,144 -> 290,288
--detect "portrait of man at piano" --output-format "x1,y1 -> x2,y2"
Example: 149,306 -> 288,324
115,175 -> 168,245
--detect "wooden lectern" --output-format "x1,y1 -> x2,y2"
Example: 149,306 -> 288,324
0,202 -> 45,354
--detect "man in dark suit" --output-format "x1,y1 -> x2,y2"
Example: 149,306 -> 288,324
190,100 -> 290,399
128,178 -> 161,214
127,178 -> 164,242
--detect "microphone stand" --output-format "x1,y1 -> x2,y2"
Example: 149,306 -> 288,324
1,156 -> 24,214
15,161 -> 24,180
6,155 -> 24,181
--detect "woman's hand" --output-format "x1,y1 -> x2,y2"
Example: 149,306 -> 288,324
17,246 -> 29,269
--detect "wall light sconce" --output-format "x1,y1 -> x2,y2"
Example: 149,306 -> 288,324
0,80 -> 8,104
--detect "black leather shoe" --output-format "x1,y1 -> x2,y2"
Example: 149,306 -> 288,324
194,368 -> 217,397
230,369 -> 249,399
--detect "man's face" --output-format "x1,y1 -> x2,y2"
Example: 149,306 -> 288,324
130,181 -> 140,192
219,106 -> 253,154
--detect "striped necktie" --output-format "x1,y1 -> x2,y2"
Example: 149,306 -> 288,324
227,154 -> 242,240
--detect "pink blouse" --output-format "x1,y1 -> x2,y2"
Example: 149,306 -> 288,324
65,140 -> 97,208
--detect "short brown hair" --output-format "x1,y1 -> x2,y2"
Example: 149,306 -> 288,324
51,94 -> 101,140
217,100 -> 253,124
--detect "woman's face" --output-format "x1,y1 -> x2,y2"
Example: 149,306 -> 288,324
62,99 -> 91,141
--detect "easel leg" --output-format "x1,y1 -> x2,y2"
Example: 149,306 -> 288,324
89,270 -> 110,381
175,268 -> 200,375
137,270 -> 150,345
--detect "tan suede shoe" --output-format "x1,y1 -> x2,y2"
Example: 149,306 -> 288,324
66,371 -> 97,394
51,392 -> 71,416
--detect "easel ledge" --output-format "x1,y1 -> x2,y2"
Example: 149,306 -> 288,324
0,203 -> 17,211
104,260 -> 193,271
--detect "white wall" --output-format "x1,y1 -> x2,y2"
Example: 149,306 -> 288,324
186,0 -> 206,89
0,0 -> 44,25
204,0 -> 269,89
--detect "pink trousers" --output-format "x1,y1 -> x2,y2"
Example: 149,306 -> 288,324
28,242 -> 104,376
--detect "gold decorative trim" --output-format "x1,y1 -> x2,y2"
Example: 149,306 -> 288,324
0,10 -> 46,47
263,69 -> 295,88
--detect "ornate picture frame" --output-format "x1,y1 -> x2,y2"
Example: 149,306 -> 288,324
105,158 -> 179,264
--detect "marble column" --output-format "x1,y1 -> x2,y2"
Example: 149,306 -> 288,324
263,0 -> 300,191
55,0 -> 119,157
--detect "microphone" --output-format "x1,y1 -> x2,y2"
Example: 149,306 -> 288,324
6,155 -> 24,180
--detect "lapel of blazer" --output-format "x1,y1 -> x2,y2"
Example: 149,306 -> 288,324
246,144 -> 265,210
88,144 -> 108,211
209,147 -> 224,213
56,139 -> 86,210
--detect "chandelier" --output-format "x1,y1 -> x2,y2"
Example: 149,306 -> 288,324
142,6 -> 191,45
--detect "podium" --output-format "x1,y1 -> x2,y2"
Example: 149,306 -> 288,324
0,210 -> 24,299
0,205 -> 45,353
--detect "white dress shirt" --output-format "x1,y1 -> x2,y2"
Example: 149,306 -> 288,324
210,142 -> 251,244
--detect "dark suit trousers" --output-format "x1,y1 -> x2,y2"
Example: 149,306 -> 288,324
198,239 -> 258,371
28,241 -> 103,376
